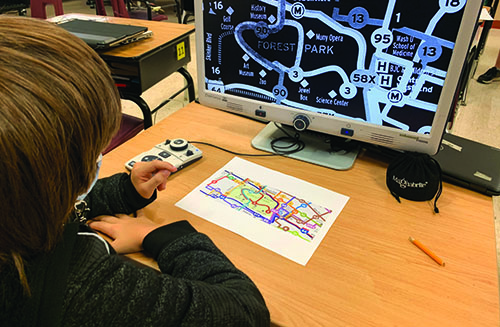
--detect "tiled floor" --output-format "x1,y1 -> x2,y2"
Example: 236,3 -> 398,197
15,0 -> 500,279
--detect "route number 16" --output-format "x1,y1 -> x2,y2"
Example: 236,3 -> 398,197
210,1 -> 223,10
211,66 -> 221,75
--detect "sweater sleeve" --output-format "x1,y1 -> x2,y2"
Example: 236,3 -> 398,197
62,223 -> 270,327
84,173 -> 156,219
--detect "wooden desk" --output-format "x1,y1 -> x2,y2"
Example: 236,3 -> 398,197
53,14 -> 195,128
100,102 -> 499,326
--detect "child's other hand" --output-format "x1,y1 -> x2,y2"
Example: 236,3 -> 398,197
89,210 -> 159,254
130,160 -> 177,199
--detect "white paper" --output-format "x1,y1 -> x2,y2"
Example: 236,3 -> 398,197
48,14 -> 108,24
175,157 -> 349,265
480,8 -> 494,21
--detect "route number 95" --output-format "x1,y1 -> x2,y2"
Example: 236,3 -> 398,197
371,28 -> 393,49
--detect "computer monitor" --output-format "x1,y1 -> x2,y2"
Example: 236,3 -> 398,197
195,0 -> 483,169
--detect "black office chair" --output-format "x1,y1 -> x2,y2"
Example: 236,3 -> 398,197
125,0 -> 170,21
93,0 -> 170,21
181,0 -> 194,24
145,0 -> 181,23
0,0 -> 30,15
103,113 -> 144,154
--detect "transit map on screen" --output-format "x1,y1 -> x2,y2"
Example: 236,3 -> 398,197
202,0 -> 467,133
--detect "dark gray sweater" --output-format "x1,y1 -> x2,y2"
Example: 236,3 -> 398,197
0,173 -> 270,326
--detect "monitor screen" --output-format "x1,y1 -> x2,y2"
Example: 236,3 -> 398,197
196,0 -> 482,159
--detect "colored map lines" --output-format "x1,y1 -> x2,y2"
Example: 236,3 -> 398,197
200,170 -> 333,242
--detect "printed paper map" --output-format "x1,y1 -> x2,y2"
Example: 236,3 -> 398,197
202,170 -> 333,242
176,157 -> 349,265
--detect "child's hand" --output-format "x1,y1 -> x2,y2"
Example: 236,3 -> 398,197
89,210 -> 159,254
130,161 -> 177,199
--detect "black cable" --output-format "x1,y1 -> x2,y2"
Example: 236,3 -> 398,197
189,123 -> 306,157
188,141 -> 277,157
271,123 -> 305,154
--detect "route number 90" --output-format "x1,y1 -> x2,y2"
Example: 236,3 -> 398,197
272,85 -> 288,100
256,26 -> 269,35
255,22 -> 270,39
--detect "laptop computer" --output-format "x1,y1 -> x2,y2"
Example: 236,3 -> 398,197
432,133 -> 500,196
58,19 -> 148,50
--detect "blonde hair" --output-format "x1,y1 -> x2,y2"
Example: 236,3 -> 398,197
0,16 -> 121,294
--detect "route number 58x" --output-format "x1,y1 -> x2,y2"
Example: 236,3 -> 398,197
352,73 -> 376,84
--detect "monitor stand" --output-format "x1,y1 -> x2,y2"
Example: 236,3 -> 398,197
251,122 -> 359,170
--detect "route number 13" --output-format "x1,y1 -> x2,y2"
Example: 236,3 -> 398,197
421,46 -> 437,57
352,13 -> 364,24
